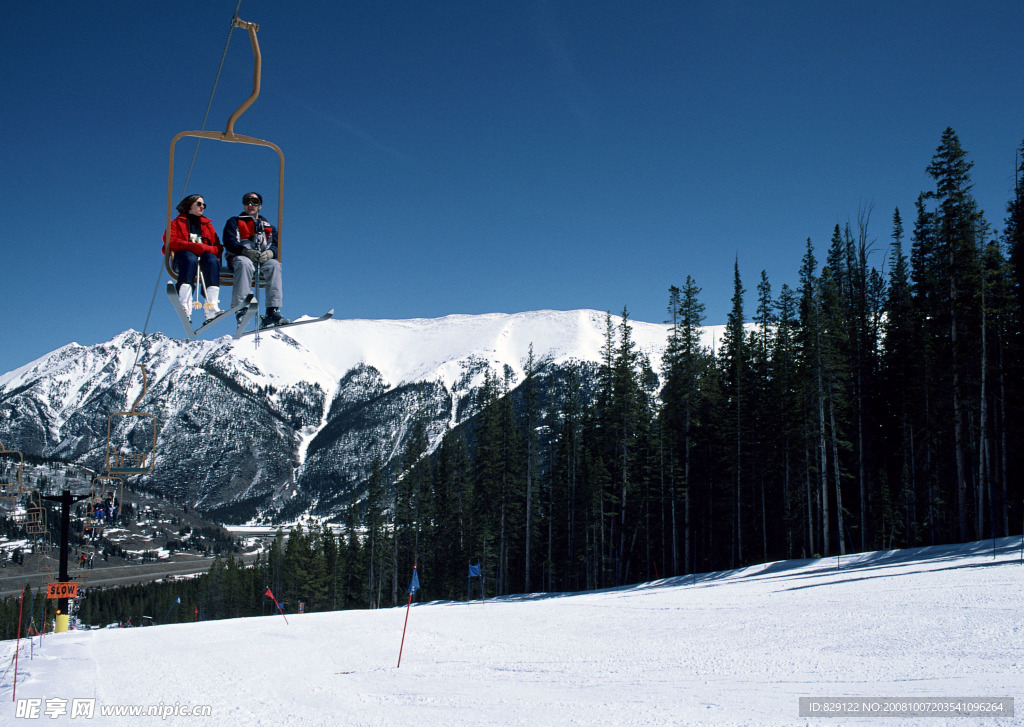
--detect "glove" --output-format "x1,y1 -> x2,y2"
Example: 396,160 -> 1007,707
258,250 -> 274,264
243,249 -> 261,263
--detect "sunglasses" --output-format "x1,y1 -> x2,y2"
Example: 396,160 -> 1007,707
244,198 -> 261,205
193,201 -> 207,208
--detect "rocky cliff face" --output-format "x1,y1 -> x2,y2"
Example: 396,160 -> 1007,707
0,311 -> 675,522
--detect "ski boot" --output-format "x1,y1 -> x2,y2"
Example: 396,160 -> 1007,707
262,307 -> 290,328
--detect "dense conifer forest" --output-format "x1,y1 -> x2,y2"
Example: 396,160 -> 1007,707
2,127 -> 1022,635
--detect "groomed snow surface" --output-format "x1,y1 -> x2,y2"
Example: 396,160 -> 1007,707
4,539 -> 1021,726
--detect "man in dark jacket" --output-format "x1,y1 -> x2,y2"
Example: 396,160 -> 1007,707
223,192 -> 289,327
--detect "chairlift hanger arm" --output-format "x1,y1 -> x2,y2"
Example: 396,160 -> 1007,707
227,18 -> 260,138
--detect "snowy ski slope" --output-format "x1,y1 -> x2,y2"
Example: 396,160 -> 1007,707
3,538 -> 1021,726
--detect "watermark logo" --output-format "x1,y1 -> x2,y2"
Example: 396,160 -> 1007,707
15,698 -> 212,719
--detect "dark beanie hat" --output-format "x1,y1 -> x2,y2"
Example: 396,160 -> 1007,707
176,194 -> 204,216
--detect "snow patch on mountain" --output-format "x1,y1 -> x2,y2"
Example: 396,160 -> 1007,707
227,309 -> 674,391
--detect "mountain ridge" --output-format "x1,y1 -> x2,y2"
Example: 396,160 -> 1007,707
0,309 -> 722,521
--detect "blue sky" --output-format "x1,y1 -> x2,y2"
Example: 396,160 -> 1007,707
2,1 -> 1023,375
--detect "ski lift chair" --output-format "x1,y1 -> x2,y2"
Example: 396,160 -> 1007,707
0,441 -> 25,500
163,18 -> 284,293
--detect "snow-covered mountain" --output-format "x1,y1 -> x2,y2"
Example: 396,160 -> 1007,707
0,311 -> 723,521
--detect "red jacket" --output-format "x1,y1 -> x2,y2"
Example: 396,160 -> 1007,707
161,215 -> 222,258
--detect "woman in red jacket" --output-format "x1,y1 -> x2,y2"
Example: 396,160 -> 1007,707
163,194 -> 223,321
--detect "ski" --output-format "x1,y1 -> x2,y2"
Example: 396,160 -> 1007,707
193,294 -> 254,337
236,309 -> 334,338
232,296 -> 261,339
166,282 -> 197,338
167,282 -> 254,339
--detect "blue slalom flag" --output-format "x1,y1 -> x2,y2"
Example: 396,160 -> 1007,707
407,568 -> 420,595
468,563 -> 481,577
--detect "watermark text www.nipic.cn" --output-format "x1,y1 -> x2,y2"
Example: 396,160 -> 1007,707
15,698 -> 213,719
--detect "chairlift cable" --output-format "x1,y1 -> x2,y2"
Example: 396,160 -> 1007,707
182,2 -> 245,193
126,2 -> 245,398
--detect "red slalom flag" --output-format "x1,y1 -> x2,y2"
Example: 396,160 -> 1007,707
264,587 -> 289,625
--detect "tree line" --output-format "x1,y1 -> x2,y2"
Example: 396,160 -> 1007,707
370,126 -> 1024,601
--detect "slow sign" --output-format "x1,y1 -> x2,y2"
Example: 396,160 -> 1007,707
46,582 -> 78,600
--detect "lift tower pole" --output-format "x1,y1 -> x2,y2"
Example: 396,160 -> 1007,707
41,489 -> 90,629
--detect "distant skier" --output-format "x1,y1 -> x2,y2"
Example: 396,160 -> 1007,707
162,194 -> 224,323
223,192 -> 289,328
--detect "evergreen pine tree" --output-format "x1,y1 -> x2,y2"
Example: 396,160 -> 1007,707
720,260 -> 748,565
923,127 -> 985,541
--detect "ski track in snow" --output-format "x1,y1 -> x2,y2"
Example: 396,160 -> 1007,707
2,539 -> 1021,726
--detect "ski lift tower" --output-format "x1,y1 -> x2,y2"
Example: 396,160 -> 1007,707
40,489 -> 92,629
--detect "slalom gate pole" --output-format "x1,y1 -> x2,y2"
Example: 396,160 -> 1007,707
162,602 -> 181,622
397,592 -> 413,668
13,589 -> 25,702
397,563 -> 418,668
264,588 -> 288,624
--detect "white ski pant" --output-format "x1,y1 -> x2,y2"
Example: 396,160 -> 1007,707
230,256 -> 284,310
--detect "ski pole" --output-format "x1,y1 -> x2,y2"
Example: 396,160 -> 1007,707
253,255 -> 262,346
194,269 -> 205,312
